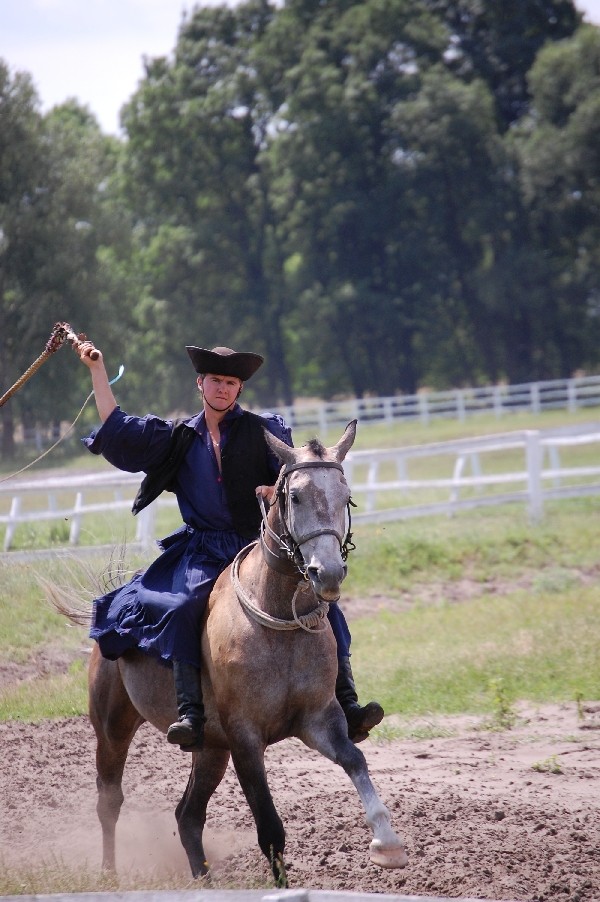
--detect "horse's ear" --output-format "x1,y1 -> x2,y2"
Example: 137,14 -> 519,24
263,427 -> 296,465
330,419 -> 357,462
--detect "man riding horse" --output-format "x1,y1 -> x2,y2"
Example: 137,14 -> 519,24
77,342 -> 384,752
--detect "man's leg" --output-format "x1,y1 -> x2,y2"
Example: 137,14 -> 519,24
335,654 -> 384,743
162,558 -> 224,753
327,605 -> 384,742
167,659 -> 206,751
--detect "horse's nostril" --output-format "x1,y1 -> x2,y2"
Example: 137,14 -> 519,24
307,563 -> 347,585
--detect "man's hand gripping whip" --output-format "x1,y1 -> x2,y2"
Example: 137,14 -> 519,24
0,321 -> 98,409
0,322 -> 121,482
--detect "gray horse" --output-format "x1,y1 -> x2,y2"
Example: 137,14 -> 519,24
57,421 -> 408,884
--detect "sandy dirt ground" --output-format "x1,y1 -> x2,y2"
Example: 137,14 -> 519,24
1,691 -> 599,902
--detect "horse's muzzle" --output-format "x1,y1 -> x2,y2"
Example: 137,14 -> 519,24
306,561 -> 347,601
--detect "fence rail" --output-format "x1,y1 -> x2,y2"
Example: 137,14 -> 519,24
1,424 -> 599,553
271,374 -> 600,435
345,423 -> 600,525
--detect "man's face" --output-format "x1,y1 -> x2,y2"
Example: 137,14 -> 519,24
198,373 -> 242,411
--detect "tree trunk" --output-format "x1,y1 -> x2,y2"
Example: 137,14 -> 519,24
1,406 -> 16,460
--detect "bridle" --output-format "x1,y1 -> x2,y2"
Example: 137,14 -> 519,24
259,460 -> 356,579
230,458 -> 356,633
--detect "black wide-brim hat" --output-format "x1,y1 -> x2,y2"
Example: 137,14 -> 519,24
186,346 -> 264,381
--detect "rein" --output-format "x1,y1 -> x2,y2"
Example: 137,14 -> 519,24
231,542 -> 329,632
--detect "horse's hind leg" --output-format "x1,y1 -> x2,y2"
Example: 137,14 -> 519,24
175,747 -> 230,878
89,647 -> 143,873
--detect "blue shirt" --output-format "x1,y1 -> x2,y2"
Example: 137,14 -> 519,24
83,403 -> 292,533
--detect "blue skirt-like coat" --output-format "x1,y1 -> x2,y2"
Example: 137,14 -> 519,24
84,405 -> 351,668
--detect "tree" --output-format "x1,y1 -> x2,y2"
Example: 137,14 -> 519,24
0,62 -> 47,457
508,25 -> 600,377
426,0 -> 581,129
259,0 -> 450,396
120,1 -> 300,407
0,62 -> 129,458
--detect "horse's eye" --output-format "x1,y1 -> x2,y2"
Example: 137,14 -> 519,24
290,491 -> 300,504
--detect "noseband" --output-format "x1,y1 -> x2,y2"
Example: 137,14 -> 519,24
259,460 -> 356,579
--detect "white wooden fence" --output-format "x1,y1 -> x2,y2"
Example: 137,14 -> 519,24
1,424 -> 599,554
272,374 -> 600,435
344,423 -> 600,524
0,469 -> 161,553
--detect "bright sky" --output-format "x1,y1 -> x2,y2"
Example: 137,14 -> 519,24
2,0 -> 600,137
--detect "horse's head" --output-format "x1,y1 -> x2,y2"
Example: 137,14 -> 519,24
263,420 -> 357,601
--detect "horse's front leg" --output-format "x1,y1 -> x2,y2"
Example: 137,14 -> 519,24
229,737 -> 287,886
301,706 -> 408,869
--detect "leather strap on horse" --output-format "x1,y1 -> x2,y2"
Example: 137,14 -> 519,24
0,321 -> 98,409
259,461 -> 356,577
231,541 -> 329,632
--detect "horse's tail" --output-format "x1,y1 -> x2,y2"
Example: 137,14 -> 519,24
38,542 -> 134,628
38,575 -> 93,627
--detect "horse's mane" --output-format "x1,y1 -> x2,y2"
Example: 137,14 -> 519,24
305,438 -> 326,458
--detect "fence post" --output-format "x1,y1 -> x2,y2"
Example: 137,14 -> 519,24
525,431 -> 543,522
136,501 -> 157,554
317,403 -> 328,437
395,453 -> 407,494
456,390 -> 465,423
567,379 -> 577,413
69,492 -> 83,544
383,397 -> 393,425
365,461 -> 379,512
493,385 -> 503,418
4,496 -> 21,551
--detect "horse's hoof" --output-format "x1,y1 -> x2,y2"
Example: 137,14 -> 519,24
369,839 -> 408,869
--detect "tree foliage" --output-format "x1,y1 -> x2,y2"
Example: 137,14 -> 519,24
1,0 -> 599,459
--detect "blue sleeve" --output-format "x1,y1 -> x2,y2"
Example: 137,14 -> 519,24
261,412 -> 293,478
81,407 -> 174,473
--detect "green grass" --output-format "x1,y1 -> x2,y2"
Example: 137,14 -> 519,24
301,405 -> 600,450
0,661 -> 89,721
0,858 -> 231,896
342,498 -> 600,716
349,583 -> 600,718
344,496 -> 600,594
0,553 -> 143,659
1,406 -> 599,725
0,858 -> 273,896
1,496 -> 599,723
0,551 -> 145,721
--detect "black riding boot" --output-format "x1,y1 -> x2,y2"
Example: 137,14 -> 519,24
335,655 -> 384,743
167,660 -> 206,752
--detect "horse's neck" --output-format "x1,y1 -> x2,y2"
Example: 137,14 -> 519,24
247,507 -> 316,617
